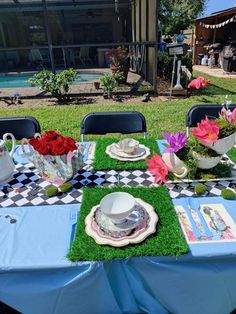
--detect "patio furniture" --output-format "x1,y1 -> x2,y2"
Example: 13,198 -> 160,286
0,139 -> 236,314
0,116 -> 41,140
186,104 -> 236,136
81,111 -> 147,141
97,48 -> 111,67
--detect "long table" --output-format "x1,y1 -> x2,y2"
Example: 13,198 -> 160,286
0,143 -> 236,314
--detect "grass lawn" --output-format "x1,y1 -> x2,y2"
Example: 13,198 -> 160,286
0,70 -> 235,140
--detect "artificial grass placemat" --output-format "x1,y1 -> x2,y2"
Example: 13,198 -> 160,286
68,186 -> 189,261
93,138 -> 160,171
228,147 -> 236,164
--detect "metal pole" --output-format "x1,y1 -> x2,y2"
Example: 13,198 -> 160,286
145,0 -> 149,80
133,0 -> 136,42
62,47 -> 67,69
42,0 -> 55,73
139,0 -> 141,42
170,54 -> 177,99
153,0 -> 159,95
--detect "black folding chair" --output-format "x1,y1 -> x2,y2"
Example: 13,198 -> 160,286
81,111 -> 147,141
186,104 -> 236,136
0,116 -> 41,140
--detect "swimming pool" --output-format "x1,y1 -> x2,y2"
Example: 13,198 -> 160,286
0,72 -> 103,89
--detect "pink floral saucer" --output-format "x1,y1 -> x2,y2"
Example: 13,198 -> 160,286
85,198 -> 158,247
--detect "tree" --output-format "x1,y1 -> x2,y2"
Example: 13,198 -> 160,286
159,0 -> 207,35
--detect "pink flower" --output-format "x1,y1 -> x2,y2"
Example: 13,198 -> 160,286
227,108 -> 236,125
162,132 -> 187,153
146,153 -> 169,184
191,116 -> 220,144
188,76 -> 210,90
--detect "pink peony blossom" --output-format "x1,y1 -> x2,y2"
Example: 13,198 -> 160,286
191,116 -> 220,144
188,76 -> 210,90
146,153 -> 169,184
227,108 -> 236,125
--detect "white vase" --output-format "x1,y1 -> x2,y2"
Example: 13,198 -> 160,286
162,152 -> 188,178
193,152 -> 221,169
203,132 -> 236,155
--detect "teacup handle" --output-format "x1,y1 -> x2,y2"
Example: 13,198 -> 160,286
173,166 -> 188,179
3,133 -> 16,158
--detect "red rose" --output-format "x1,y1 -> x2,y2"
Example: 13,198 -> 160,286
50,139 -> 67,155
29,137 -> 39,149
64,137 -> 77,153
42,130 -> 59,142
36,142 -> 51,155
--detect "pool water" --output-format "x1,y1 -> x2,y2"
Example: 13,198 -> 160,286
0,73 -> 103,88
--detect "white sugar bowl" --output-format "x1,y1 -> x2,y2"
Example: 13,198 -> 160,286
100,192 -> 135,225
117,138 -> 139,154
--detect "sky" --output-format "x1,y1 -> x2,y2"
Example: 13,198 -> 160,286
204,0 -> 236,16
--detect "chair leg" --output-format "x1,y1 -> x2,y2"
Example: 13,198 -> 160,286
143,132 -> 147,139
81,134 -> 85,142
186,127 -> 190,138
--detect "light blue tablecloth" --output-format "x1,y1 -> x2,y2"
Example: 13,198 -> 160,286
0,200 -> 236,314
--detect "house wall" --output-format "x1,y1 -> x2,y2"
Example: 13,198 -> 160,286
132,0 -> 157,84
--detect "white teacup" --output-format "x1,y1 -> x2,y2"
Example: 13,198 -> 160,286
117,138 -> 139,154
162,152 -> 188,179
100,192 -> 135,225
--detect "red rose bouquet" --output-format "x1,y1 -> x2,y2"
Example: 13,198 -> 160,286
22,131 -> 84,184
29,130 -> 77,155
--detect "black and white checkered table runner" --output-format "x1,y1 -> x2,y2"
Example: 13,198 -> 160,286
0,155 -> 236,208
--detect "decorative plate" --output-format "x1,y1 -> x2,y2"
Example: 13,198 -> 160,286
85,198 -> 158,247
106,143 -> 150,161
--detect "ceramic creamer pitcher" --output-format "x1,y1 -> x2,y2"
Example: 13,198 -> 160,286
0,133 -> 16,183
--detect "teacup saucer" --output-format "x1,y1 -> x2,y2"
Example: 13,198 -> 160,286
113,144 -> 146,158
106,143 -> 150,161
94,204 -> 148,238
85,198 -> 158,247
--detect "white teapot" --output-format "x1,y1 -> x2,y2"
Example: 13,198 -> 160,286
0,133 -> 16,183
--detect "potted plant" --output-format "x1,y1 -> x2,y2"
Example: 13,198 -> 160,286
105,47 -> 131,83
187,137 -> 221,170
146,132 -> 222,183
94,81 -> 100,90
191,107 -> 236,155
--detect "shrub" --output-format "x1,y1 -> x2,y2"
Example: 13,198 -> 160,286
28,68 -> 77,103
100,71 -> 124,98
157,51 -> 192,87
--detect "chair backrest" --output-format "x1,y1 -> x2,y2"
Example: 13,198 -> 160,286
81,111 -> 147,141
0,116 -> 41,140
186,104 -> 236,136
